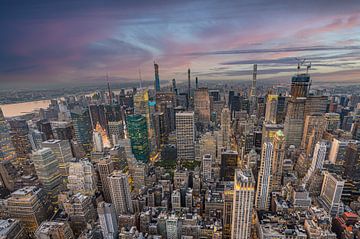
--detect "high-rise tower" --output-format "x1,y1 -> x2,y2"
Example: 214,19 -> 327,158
0,107 -> 16,161
249,64 -> 257,114
108,171 -> 133,215
231,169 -> 255,239
187,68 -> 191,108
176,112 -> 195,161
154,62 -> 160,92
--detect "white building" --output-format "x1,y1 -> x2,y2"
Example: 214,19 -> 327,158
202,154 -> 212,181
97,202 -> 118,239
166,215 -> 179,239
108,171 -> 133,215
67,159 -> 97,196
231,169 -> 255,239
255,140 -> 273,211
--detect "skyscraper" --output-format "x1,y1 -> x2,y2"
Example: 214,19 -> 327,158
7,186 -> 48,234
309,141 -> 327,172
290,73 -> 311,98
70,107 -> 92,153
108,171 -> 133,215
301,113 -> 325,151
97,202 -> 118,239
67,159 -> 97,196
0,107 -> 16,161
221,107 -> 231,148
97,157 -> 115,203
220,150 -> 238,181
284,97 -> 306,148
231,169 -> 255,239
126,114 -> 150,162
194,87 -> 211,124
255,140 -> 273,210
318,172 -> 345,216
202,154 -> 212,181
154,62 -> 160,92
175,112 -> 195,161
271,130 -> 285,191
265,94 -> 278,124
31,148 -> 62,203
187,68 -> 191,109
108,121 -> 124,145
42,139 -> 73,178
8,118 -> 31,160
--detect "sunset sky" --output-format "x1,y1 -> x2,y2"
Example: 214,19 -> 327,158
1,0 -> 360,86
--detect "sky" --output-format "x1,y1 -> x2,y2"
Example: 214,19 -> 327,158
1,0 -> 360,86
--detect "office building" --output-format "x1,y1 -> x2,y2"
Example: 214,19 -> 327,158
154,62 -> 160,92
7,186 -> 48,233
176,112 -> 195,161
324,113 -> 341,132
301,113 -> 325,151
70,107 -> 92,152
42,139 -> 73,178
290,73 -> 310,98
318,172 -> 345,216
194,88 -> 211,124
108,121 -> 124,145
35,221 -> 74,239
221,107 -> 231,148
97,202 -> 118,239
220,150 -> 238,181
62,192 -> 96,236
255,140 -> 273,210
329,138 -> 351,164
231,169 -> 255,239
284,97 -> 306,148
0,108 -> 16,161
0,219 -> 27,239
8,118 -> 31,160
28,129 -> 44,150
126,114 -> 150,163
265,94 -> 278,124
202,154 -> 212,181
97,157 -> 114,203
166,215 -> 179,239
31,148 -> 62,202
271,130 -> 285,191
108,171 -> 133,215
67,159 -> 97,196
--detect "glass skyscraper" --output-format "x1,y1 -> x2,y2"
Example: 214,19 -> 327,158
126,114 -> 150,162
70,107 -> 93,153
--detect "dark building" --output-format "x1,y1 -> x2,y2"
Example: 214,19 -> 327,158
36,120 -> 54,140
8,119 -> 31,160
220,150 -> 238,181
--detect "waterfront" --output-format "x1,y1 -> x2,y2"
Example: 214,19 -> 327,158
0,100 -> 51,117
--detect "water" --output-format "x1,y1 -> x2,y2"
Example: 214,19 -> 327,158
0,100 -> 51,118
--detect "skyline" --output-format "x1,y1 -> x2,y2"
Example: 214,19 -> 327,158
1,0 -> 360,86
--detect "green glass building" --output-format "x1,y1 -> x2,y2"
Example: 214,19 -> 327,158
126,114 -> 150,162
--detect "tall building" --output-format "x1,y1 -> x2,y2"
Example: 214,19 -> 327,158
318,172 -> 345,216
28,129 -> 44,150
42,139 -> 73,178
324,113 -> 341,132
176,112 -> 195,161
231,169 -> 255,239
126,114 -> 150,162
108,121 -> 124,145
93,122 -> 111,152
249,64 -> 257,114
220,150 -> 238,181
187,68 -> 191,109
271,130 -> 285,191
62,192 -> 96,236
301,113 -> 325,152
108,171 -> 133,215
255,140 -> 273,210
290,73 -> 310,98
8,118 -> 31,160
328,138 -> 351,164
309,141 -> 327,172
284,97 -> 306,148
0,108 -> 16,161
202,154 -> 212,181
35,221 -> 75,239
31,148 -> 62,202
154,62 -> 160,92
166,215 -> 179,239
344,142 -> 360,177
97,202 -> 118,239
221,107 -> 231,148
67,159 -> 97,196
194,88 -> 211,124
70,107 -> 92,153
7,186 -> 48,233
265,94 -> 278,124
97,157 -> 114,203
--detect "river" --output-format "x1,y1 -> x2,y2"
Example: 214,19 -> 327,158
0,100 -> 51,118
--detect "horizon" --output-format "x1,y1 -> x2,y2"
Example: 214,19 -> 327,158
1,0 -> 360,86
